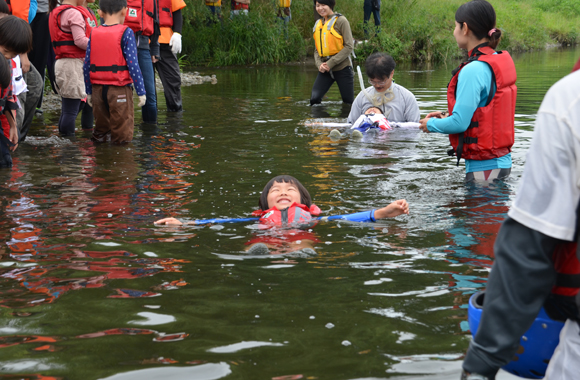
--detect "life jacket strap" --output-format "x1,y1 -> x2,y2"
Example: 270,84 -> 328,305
556,273 -> 580,288
90,64 -> 129,73
53,40 -> 76,47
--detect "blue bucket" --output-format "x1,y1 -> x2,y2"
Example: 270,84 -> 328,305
467,291 -> 565,379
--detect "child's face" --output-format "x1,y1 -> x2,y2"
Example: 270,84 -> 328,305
365,107 -> 382,115
266,181 -> 302,210
0,45 -> 16,59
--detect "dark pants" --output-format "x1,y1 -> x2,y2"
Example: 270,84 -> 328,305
58,98 -> 94,136
310,66 -> 354,105
28,12 -> 50,108
0,115 -> 13,168
154,44 -> 183,112
137,48 -> 157,124
16,64 -> 43,142
92,84 -> 134,144
363,0 -> 381,36
206,6 -> 222,25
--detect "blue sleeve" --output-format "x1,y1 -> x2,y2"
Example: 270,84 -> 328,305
121,28 -> 146,96
28,0 -> 38,23
83,39 -> 92,95
427,61 -> 493,134
325,210 -> 376,223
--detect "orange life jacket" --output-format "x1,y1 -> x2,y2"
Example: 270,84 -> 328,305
252,203 -> 321,227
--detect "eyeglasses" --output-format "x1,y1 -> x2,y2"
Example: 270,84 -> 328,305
368,78 -> 389,87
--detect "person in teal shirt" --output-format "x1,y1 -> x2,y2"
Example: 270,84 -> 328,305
419,0 -> 516,183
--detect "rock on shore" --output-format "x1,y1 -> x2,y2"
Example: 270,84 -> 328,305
40,71 -> 217,113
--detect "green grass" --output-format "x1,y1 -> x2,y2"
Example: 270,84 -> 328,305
181,0 -> 580,66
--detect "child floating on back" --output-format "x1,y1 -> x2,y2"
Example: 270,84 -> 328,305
83,0 -> 146,144
155,175 -> 409,226
329,106 -> 398,140
155,175 -> 408,255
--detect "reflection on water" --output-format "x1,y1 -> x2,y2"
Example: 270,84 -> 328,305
0,47 -> 578,379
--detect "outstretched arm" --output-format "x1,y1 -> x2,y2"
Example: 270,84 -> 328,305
326,199 -> 409,223
154,217 -> 184,225
374,199 -> 409,219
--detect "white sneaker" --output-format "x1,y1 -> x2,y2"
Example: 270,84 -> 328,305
351,130 -> 364,139
329,129 -> 342,140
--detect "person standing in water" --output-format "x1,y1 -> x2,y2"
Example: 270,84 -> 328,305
155,0 -> 185,112
419,0 -> 516,183
310,0 -> 354,106
348,53 -> 419,124
459,56 -> 580,380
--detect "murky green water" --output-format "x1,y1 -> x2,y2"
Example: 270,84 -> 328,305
0,47 -> 578,380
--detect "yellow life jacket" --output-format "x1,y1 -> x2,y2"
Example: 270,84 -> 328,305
205,0 -> 222,6
313,14 -> 344,58
278,0 -> 291,7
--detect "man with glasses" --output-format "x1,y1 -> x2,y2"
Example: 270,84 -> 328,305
347,52 -> 419,124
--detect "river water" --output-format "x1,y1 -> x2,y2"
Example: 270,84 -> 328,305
0,47 -> 578,380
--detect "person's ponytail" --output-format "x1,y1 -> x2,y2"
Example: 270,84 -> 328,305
488,28 -> 502,49
456,0 -> 503,49
49,0 -> 60,12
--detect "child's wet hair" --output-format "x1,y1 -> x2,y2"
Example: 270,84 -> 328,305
258,175 -> 312,210
0,0 -> 9,15
366,53 -> 396,80
0,16 -> 32,55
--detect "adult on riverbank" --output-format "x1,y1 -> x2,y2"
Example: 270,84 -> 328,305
419,0 -> 517,183
310,0 -> 354,106
347,53 -> 419,124
230,0 -> 249,17
205,0 -> 222,23
363,0 -> 380,37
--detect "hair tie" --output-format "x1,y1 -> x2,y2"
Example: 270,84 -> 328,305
488,28 -> 497,37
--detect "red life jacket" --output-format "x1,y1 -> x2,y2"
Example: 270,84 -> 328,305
447,45 -> 517,162
0,85 -> 8,114
158,0 -> 173,28
0,86 -> 10,139
49,5 -> 95,59
252,203 -> 321,227
552,242 -> 580,299
573,56 -> 580,73
547,241 -> 580,321
89,25 -> 133,86
124,0 -> 156,37
231,0 -> 249,10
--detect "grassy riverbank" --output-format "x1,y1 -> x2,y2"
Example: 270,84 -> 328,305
181,0 -> 580,66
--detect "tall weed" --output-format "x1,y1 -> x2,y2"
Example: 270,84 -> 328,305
181,0 -> 580,66
182,1 -> 305,66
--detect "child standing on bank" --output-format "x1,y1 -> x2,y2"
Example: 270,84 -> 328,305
83,0 -> 146,143
49,0 -> 97,135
